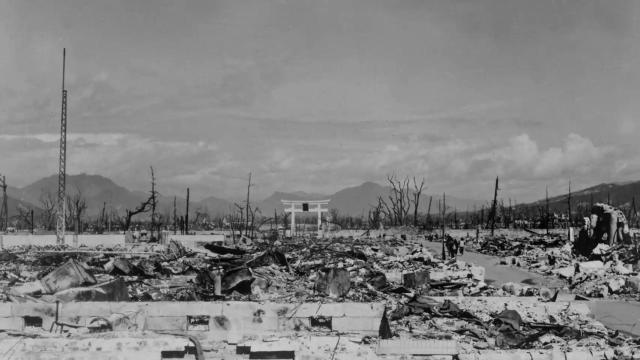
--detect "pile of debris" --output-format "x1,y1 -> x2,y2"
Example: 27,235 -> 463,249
0,237 -> 492,304
475,232 -> 640,299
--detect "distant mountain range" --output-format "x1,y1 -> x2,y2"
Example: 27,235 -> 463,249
526,181 -> 640,213
3,174 -> 486,219
6,174 -> 640,221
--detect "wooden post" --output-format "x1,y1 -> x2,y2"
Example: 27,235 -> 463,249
173,196 -> 177,235
489,177 -> 499,237
185,188 -> 190,235
546,186 -> 550,235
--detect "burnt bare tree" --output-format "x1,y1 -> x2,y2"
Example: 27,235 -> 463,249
16,204 -> 33,232
67,187 -> 87,234
412,177 -> 425,227
368,198 -> 383,229
380,174 -> 412,226
122,167 -> 157,231
39,191 -> 57,231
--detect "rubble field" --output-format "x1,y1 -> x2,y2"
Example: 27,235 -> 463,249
474,231 -> 640,300
0,234 -> 638,359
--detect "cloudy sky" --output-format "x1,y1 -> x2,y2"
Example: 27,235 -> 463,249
1,0 -> 640,202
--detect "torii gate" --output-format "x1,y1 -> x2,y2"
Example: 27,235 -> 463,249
281,199 -> 330,235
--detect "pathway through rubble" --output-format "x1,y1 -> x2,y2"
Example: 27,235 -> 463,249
418,240 -> 564,287
419,239 -> 640,336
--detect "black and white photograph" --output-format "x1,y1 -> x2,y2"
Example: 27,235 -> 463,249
1,0 -> 640,358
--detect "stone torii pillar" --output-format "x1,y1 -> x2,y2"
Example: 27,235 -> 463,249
281,199 -> 330,236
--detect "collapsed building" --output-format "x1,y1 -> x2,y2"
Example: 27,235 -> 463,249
0,229 -> 638,359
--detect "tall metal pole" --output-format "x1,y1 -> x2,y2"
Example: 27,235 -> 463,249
0,175 -> 7,232
567,180 -> 572,240
56,48 -> 68,245
441,192 -> 446,260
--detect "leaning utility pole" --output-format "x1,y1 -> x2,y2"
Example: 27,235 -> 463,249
546,186 -> 550,235
185,188 -> 190,235
488,177 -> 499,237
441,192 -> 446,260
0,175 -> 7,232
56,48 -> 68,245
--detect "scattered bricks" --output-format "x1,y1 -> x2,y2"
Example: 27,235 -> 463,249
626,276 -> 640,292
384,271 -> 403,284
403,270 -> 429,288
607,278 -> 625,294
614,263 -> 632,275
502,282 -> 523,296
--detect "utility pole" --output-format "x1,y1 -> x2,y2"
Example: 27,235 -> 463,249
508,198 -> 512,228
56,48 -> 68,245
173,196 -> 177,235
632,197 -> 638,228
426,196 -> 432,229
185,188 -> 190,235
567,180 -> 572,240
150,166 -> 157,238
546,186 -> 550,235
245,172 -> 252,237
0,175 -> 7,232
453,207 -> 457,229
100,202 -> 106,233
30,209 -> 34,234
441,192 -> 446,260
488,177 -> 499,237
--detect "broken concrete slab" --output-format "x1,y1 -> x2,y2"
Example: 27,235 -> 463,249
50,278 -> 129,302
40,259 -> 97,294
376,339 -> 458,355
577,261 -> 604,273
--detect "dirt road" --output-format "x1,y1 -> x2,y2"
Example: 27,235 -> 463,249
418,239 -> 640,336
418,240 -> 565,288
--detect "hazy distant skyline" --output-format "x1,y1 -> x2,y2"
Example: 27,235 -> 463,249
2,0 -> 640,202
